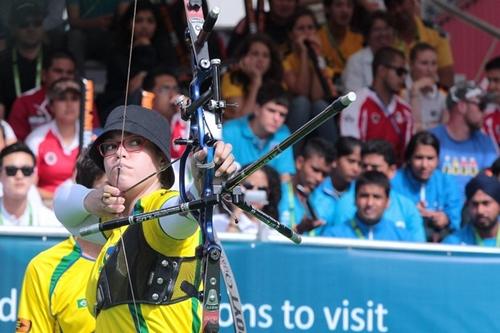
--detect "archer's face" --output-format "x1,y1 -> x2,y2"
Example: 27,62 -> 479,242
101,132 -> 162,192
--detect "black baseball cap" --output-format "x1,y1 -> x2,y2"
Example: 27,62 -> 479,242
88,105 -> 175,188
9,1 -> 43,27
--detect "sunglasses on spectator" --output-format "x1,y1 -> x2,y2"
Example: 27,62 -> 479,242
242,182 -> 268,192
384,64 -> 408,77
16,19 -> 43,29
3,166 -> 35,177
98,136 -> 146,157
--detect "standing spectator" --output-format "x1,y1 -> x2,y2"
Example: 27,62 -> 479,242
340,47 -> 413,163
17,152 -> 106,333
404,43 -> 447,131
221,34 -> 283,120
310,136 -> 362,230
66,0 -> 129,71
102,0 -> 177,117
323,171 -> 414,242
430,81 -> 497,203
384,0 -> 454,88
279,138 -> 334,235
334,139 -> 425,241
227,0 -> 298,56
443,173 -> 500,247
283,7 -> 338,144
392,131 -> 461,242
318,0 -> 363,78
225,165 -> 281,235
26,79 -> 81,206
7,51 -> 80,141
343,11 -> 394,92
0,142 -> 59,226
0,1 -> 49,118
222,83 -> 295,180
483,56 -> 500,147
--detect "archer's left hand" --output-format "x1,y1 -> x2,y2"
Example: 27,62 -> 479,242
192,141 -> 238,190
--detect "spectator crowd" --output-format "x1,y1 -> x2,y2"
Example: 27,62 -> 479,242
0,0 -> 499,249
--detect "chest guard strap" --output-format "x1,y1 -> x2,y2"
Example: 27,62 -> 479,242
95,224 -> 198,314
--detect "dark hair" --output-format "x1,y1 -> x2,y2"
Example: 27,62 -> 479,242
362,139 -> 396,166
117,0 -> 163,47
262,165 -> 282,220
404,131 -> 440,162
287,6 -> 319,33
323,0 -> 354,9
0,142 -> 36,167
43,50 -> 76,71
362,10 -> 391,40
491,157 -> 500,178
142,66 -> 178,92
372,46 -> 405,78
230,34 -> 283,93
384,0 -> 404,10
485,56 -> 500,72
409,42 -> 436,63
335,136 -> 362,160
75,149 -> 105,188
300,137 -> 335,164
355,170 -> 390,197
256,81 -> 290,108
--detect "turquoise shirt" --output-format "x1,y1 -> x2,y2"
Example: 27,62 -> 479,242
222,115 -> 296,176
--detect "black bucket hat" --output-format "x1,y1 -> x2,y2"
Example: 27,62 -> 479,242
88,105 -> 175,189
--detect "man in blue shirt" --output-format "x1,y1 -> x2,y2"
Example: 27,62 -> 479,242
334,139 -> 426,241
278,138 -> 334,235
430,81 -> 498,203
222,82 -> 296,180
323,171 -> 414,242
443,173 -> 500,247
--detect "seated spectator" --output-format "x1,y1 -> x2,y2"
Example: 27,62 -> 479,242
0,1 -> 50,117
430,81 -> 497,203
66,0 -> 129,71
279,138 -> 334,235
340,47 -> 413,163
222,82 -> 295,180
392,131 -> 461,242
223,165 -> 281,235
227,0 -> 298,56
26,79 -> 81,206
310,136 -> 362,231
343,11 -> 394,92
334,139 -> 425,241
323,170 -> 414,242
222,34 -> 283,120
0,142 -> 59,226
283,7 -> 338,144
318,0 -> 363,80
384,0 -> 454,88
482,56 -> 500,146
8,51 -> 83,141
102,0 -> 178,117
443,173 -> 500,247
17,151 -> 106,333
404,43 -> 447,131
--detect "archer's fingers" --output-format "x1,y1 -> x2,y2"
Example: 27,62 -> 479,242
213,141 -> 233,165
215,154 -> 236,177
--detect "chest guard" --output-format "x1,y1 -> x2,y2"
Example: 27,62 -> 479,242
95,223 -> 199,314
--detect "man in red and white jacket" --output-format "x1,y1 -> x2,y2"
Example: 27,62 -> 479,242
340,47 -> 413,163
8,51 -> 100,141
483,56 -> 500,148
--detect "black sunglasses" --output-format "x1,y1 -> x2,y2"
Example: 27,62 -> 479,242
16,19 -> 43,29
242,182 -> 268,192
4,166 -> 35,177
384,64 -> 408,77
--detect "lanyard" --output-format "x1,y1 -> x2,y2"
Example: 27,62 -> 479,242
351,219 -> 367,239
0,202 -> 33,226
286,181 -> 296,227
473,227 -> 500,247
12,48 -> 43,97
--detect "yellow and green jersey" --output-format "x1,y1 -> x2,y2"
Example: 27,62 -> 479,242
17,237 -> 96,333
87,189 -> 203,333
